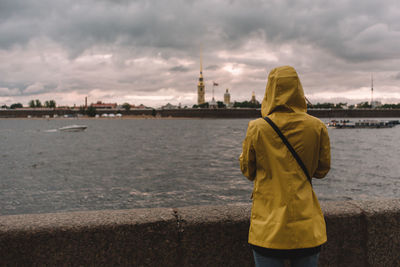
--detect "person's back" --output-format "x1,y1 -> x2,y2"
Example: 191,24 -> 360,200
240,66 -> 330,267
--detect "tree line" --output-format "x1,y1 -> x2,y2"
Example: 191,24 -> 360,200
29,99 -> 56,108
1,100 -> 57,109
192,101 -> 261,109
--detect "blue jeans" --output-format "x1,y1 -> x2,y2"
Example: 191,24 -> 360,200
253,249 -> 320,267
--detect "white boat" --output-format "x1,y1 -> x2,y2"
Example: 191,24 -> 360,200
58,125 -> 87,132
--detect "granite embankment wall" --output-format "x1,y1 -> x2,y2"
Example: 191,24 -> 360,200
157,108 -> 400,118
0,199 -> 399,266
2,108 -> 400,118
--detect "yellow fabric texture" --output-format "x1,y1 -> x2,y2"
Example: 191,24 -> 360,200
240,66 -> 330,249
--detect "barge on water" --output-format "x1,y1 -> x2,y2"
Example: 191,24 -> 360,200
327,119 -> 400,129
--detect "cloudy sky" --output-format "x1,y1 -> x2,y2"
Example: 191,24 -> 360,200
1,0 -> 400,107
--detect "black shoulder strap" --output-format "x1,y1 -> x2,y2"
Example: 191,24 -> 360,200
263,116 -> 312,185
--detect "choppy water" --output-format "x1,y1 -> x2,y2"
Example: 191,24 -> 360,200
1,118 -> 400,215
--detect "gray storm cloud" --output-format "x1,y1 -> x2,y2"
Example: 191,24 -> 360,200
1,0 -> 400,106
2,0 -> 399,60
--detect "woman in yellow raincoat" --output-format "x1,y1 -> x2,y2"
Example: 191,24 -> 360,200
240,66 -> 330,267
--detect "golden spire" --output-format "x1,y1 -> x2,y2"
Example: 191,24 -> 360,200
198,47 -> 204,85
200,45 -> 203,77
197,45 -> 205,105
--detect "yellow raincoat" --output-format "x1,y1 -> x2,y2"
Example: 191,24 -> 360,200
240,66 -> 330,249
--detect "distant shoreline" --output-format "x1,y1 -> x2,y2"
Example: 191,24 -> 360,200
0,115 -> 201,120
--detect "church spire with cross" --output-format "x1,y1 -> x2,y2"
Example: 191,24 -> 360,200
197,47 -> 205,105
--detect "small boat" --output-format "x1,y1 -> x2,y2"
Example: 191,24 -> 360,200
327,120 -> 352,128
58,125 -> 87,132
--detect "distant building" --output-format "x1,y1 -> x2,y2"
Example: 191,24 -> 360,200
251,91 -> 257,104
224,88 -> 231,107
209,98 -> 217,109
91,101 -> 117,109
371,101 -> 382,108
135,104 -> 149,109
161,103 -> 178,109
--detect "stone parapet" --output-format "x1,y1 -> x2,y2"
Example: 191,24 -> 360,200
0,199 -> 399,266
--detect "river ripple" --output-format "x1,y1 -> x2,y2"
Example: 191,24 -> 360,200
1,118 -> 399,215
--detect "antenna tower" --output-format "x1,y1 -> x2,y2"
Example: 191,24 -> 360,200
371,74 -> 374,107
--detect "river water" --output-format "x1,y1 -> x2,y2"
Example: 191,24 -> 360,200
1,118 -> 399,215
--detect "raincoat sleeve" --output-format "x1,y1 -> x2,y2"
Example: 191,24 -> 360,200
313,124 -> 331,178
240,121 -> 256,181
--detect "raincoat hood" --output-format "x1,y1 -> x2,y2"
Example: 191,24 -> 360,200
261,66 -> 307,117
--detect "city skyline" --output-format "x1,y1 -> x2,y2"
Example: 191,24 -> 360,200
1,1 -> 400,108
